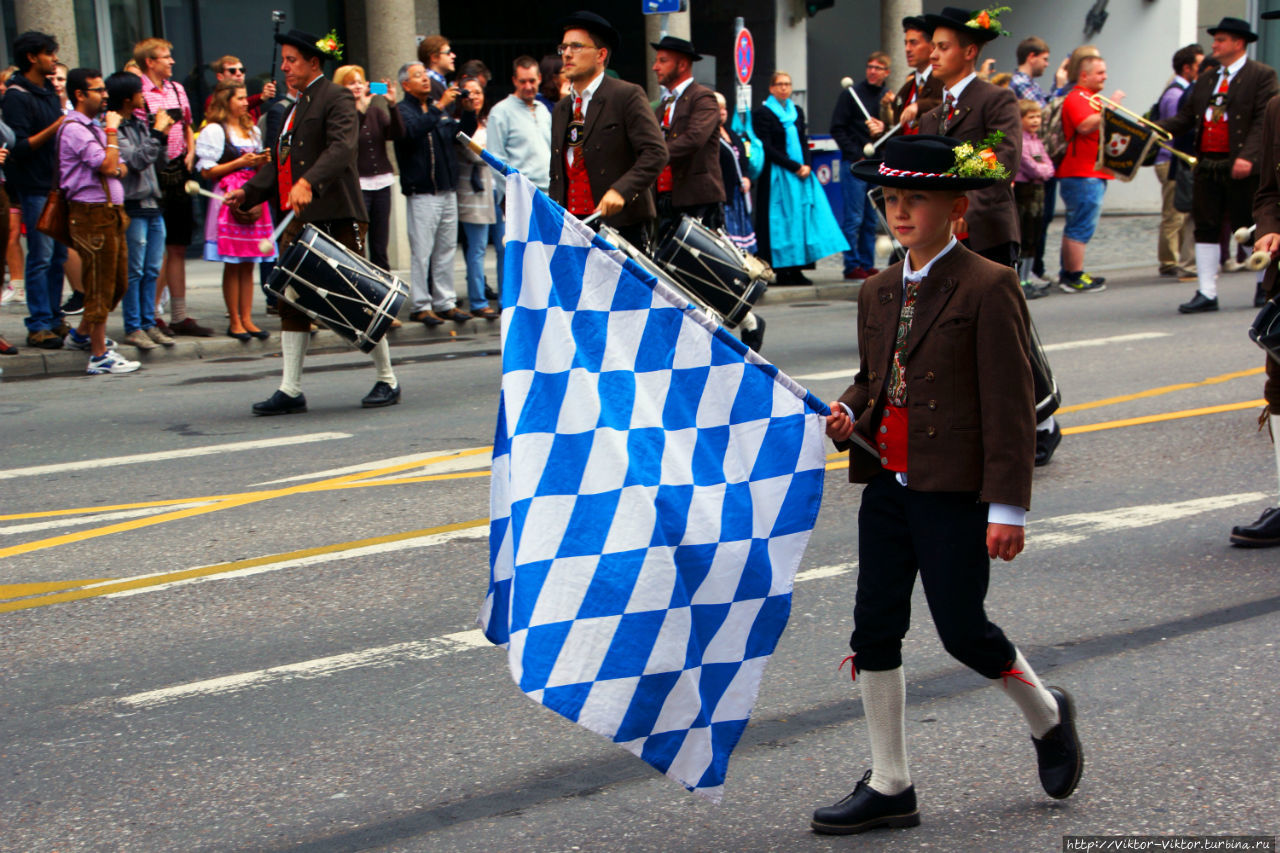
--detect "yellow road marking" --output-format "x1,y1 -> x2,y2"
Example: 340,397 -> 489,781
1062,399 -> 1266,435
0,448 -> 491,561
1057,367 -> 1264,414
0,518 -> 488,613
0,580 -> 112,599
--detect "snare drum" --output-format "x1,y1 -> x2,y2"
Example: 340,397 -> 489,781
650,216 -> 769,329
266,224 -> 408,353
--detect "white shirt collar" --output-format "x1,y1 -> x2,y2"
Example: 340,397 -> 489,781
1224,54 -> 1247,79
572,70 -> 606,110
915,65 -> 932,86
660,75 -> 695,101
1173,75 -> 1191,89
903,237 -> 958,283
945,72 -> 978,102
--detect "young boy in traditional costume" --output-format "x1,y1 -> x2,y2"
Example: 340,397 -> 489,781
811,134 -> 1082,836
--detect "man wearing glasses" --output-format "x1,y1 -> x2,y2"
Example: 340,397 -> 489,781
205,55 -> 277,122
830,51 -> 892,280
417,36 -> 459,117
547,10 -> 667,250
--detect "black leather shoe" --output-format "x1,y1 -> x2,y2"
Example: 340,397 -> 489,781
811,770 -> 920,835
1229,506 -> 1280,547
1178,291 -> 1219,314
361,381 -> 400,408
252,390 -> 307,416
1035,421 -> 1062,467
1256,284 -> 1269,309
226,328 -> 251,342
411,309 -> 443,327
440,307 -> 472,323
1032,687 -> 1083,799
740,315 -> 766,352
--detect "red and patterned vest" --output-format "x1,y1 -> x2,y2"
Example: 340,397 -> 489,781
566,95 -> 595,215
1201,72 -> 1231,154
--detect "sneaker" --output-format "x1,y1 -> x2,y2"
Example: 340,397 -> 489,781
1,280 -> 25,304
1058,272 -> 1107,294
1022,280 -> 1052,300
60,291 -> 85,315
144,325 -> 176,346
86,350 -> 141,375
65,330 -> 118,351
123,329 -> 158,350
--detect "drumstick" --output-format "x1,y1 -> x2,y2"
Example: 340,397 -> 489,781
1235,225 -> 1256,245
184,180 -> 226,202
864,120 -> 904,157
841,76 -> 882,157
1246,250 -> 1271,271
259,210 -> 296,254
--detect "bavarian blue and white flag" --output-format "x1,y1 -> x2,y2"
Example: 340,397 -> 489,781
479,172 -> 829,802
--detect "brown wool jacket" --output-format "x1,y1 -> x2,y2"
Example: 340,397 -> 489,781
548,74 -> 668,228
887,70 -> 944,128
1159,59 -> 1279,164
242,76 -> 367,223
835,243 -> 1035,509
918,77 -> 1022,253
1250,96 -> 1280,407
654,80 -> 724,207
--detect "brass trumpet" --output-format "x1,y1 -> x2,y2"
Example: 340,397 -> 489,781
1088,93 -> 1198,168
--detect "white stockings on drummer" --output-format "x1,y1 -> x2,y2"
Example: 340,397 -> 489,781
279,330 -> 309,397
370,337 -> 397,388
1194,243 -> 1220,298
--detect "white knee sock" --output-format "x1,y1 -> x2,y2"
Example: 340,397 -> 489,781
279,330 -> 309,397
370,337 -> 397,387
1273,414 -> 1280,502
1194,243 -> 1220,298
861,667 -> 911,795
998,648 -> 1060,738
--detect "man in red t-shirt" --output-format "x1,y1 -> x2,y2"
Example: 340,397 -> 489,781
1056,55 -> 1122,293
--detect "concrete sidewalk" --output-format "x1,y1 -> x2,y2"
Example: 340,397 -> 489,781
0,213 -> 1184,380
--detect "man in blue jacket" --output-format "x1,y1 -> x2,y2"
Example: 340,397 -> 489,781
393,58 -> 471,327
2,31 -> 68,350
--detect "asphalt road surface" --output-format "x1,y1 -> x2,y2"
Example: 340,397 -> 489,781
2,268 -> 1278,852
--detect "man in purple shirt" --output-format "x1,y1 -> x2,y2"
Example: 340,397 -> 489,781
60,67 -> 139,375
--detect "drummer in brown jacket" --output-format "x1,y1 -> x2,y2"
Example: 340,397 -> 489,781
226,28 -> 401,415
547,11 -> 668,251
812,135 -> 1082,836
649,36 -> 724,240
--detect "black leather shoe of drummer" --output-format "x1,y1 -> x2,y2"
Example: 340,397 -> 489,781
811,770 -> 920,835
252,390 -> 307,416
740,315 -> 766,353
361,381 -> 401,409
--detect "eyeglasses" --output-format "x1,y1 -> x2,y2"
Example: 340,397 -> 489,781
87,86 -> 107,93
557,42 -> 598,55
867,64 -> 888,72
437,48 -> 455,56
224,66 -> 245,74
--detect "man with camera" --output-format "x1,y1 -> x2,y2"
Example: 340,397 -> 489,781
393,56 -> 473,328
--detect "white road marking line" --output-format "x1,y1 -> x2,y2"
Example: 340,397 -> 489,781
794,333 -> 1174,382
251,447 -> 492,486
1029,492 -> 1268,549
104,526 -> 489,599
117,630 -> 491,709
104,491 -> 1268,709
0,503 -> 212,536
1040,332 -> 1171,352
0,433 -> 352,480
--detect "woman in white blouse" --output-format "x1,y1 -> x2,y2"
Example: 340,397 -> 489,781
196,81 -> 274,340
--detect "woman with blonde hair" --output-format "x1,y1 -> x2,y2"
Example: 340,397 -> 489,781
195,80 -> 274,340
334,64 -> 403,274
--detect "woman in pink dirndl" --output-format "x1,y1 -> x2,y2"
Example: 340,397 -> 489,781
196,81 -> 275,340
